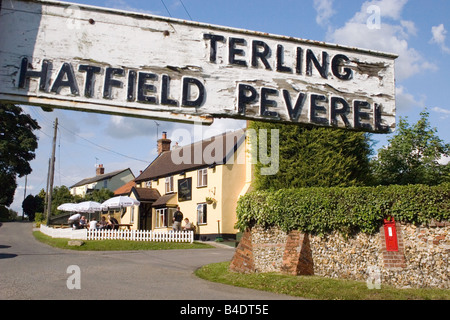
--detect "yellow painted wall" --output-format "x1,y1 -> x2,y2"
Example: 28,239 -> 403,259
120,192 -> 140,229
149,166 -> 223,235
220,142 -> 248,235
126,134 -> 253,236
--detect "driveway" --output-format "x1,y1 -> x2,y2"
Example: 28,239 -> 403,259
0,222 -> 301,301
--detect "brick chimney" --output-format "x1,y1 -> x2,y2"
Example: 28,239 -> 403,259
96,164 -> 105,175
157,132 -> 171,154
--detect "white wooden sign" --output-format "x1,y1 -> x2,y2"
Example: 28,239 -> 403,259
0,0 -> 397,132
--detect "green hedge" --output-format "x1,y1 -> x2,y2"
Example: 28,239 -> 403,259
236,183 -> 450,236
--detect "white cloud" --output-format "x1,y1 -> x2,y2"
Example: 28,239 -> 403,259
313,0 -> 335,26
395,86 -> 425,112
432,106 -> 450,120
326,0 -> 437,81
356,0 -> 408,21
400,20 -> 417,36
430,24 -> 450,54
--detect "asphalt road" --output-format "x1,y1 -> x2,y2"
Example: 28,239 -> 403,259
0,222 -> 301,301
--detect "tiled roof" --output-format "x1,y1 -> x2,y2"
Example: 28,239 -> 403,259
135,130 -> 246,183
114,180 -> 136,195
152,193 -> 176,207
70,168 -> 133,188
132,187 -> 161,201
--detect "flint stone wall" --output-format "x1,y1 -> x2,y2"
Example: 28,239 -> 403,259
230,221 -> 449,289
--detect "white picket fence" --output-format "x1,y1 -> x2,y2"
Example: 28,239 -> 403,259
86,228 -> 194,243
40,225 -> 194,243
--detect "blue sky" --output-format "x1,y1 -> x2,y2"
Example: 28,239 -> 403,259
10,0 -> 450,214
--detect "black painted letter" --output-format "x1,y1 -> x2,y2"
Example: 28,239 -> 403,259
182,77 -> 205,107
203,34 -> 225,63
138,72 -> 157,104
161,75 -> 178,106
306,49 -> 329,79
51,63 -> 79,95
276,45 -> 292,73
104,67 -> 124,99
330,97 -> 350,127
18,58 -> 49,91
79,65 -> 101,98
229,38 -> 247,67
283,90 -> 306,122
331,54 -> 353,81
252,40 -> 272,70
260,87 -> 278,117
354,100 -> 373,130
310,94 -> 329,125
237,84 -> 257,114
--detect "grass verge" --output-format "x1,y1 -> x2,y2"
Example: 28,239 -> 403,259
33,231 -> 214,251
195,261 -> 450,300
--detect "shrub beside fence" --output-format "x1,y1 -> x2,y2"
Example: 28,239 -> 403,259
40,224 -> 194,243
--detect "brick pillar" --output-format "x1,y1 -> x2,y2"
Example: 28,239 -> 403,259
230,230 -> 255,273
380,222 -> 406,269
281,231 -> 314,276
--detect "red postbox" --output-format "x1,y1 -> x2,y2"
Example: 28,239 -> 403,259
383,217 -> 398,251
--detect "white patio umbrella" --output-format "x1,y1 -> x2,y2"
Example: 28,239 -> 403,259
76,201 -> 102,213
101,196 -> 140,210
57,203 -> 79,212
76,201 -> 102,220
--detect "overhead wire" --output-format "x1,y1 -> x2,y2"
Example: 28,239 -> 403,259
160,0 -> 172,17
57,123 -> 149,164
179,0 -> 193,20
31,107 -> 149,164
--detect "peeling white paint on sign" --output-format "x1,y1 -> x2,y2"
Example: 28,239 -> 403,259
0,0 -> 397,131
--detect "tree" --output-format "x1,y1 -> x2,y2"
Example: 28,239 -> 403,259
84,188 -> 114,203
51,186 -> 74,215
249,121 -> 373,190
22,194 -> 39,221
0,104 -> 40,206
371,110 -> 449,185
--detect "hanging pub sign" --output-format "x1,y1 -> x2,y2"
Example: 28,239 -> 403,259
0,0 -> 397,132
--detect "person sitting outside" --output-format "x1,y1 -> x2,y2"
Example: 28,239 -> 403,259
182,218 -> 195,232
98,216 -> 108,229
88,218 -> 98,230
108,215 -> 119,230
79,216 -> 87,229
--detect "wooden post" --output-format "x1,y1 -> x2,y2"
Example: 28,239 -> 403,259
46,118 -> 58,226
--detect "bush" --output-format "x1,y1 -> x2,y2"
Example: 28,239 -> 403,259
236,183 -> 450,236
34,212 -> 45,227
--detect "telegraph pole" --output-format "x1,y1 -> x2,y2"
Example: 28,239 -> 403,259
46,118 -> 58,225
22,175 -> 27,221
43,158 -> 51,219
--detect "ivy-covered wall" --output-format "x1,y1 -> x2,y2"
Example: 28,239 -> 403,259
236,183 -> 450,236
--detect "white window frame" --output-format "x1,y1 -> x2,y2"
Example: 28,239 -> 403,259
156,208 -> 167,228
197,203 -> 207,225
130,206 -> 134,224
155,207 -> 176,228
197,168 -> 208,187
165,176 -> 174,194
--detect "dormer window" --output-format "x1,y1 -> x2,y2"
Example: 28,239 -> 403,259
197,168 -> 207,187
165,176 -> 174,193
